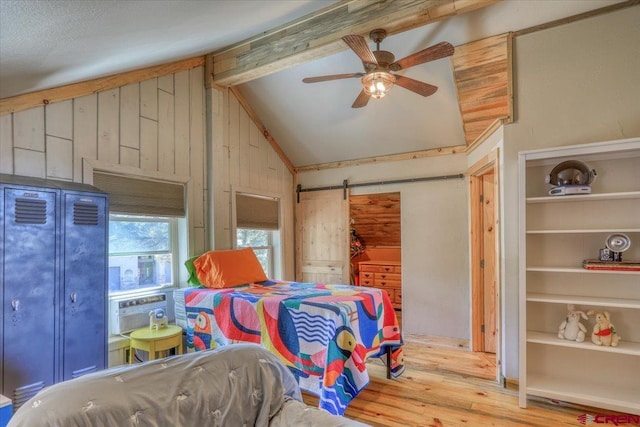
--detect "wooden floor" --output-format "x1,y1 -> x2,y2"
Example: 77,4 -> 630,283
303,336 -> 625,426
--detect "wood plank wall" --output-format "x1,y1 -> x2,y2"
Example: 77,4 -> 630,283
349,192 -> 401,248
0,67 -> 207,256
451,32 -> 513,146
209,88 -> 295,280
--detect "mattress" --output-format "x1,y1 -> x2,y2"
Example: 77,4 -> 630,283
174,280 -> 404,415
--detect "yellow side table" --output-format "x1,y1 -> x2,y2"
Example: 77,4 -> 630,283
129,325 -> 183,364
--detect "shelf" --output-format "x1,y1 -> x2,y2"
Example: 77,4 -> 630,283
526,228 -> 640,234
520,139 -> 640,414
527,293 -> 640,309
526,374 -> 640,415
527,331 -> 640,356
527,266 -> 640,275
526,191 -> 640,204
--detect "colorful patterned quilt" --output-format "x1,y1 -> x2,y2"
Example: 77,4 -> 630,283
183,280 -> 404,415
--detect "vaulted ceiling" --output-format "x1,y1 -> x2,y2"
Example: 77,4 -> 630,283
0,0 -> 631,169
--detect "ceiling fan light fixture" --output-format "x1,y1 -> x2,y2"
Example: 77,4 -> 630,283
362,71 -> 395,99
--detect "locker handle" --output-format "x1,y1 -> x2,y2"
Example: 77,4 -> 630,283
70,292 -> 78,303
11,299 -> 19,311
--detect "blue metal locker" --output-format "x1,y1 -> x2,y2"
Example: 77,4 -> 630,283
1,182 -> 59,409
60,190 -> 108,380
1,175 -> 108,411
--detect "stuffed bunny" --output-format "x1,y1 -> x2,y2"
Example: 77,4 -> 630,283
558,304 -> 588,342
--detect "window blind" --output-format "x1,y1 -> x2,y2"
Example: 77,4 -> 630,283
236,193 -> 279,230
93,172 -> 185,217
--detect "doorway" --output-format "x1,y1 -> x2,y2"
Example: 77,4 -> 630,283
469,151 -> 501,379
349,192 -> 402,311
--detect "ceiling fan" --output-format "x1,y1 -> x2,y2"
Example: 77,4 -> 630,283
302,29 -> 454,108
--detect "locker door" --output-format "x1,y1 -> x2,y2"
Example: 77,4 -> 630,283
61,191 -> 108,380
1,186 -> 58,409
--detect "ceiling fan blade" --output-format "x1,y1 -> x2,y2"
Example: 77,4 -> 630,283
342,34 -> 378,66
395,76 -> 438,97
391,42 -> 454,70
352,90 -> 371,108
302,73 -> 363,83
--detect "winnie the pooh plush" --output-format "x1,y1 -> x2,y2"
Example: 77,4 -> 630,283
587,310 -> 620,347
558,304 -> 588,342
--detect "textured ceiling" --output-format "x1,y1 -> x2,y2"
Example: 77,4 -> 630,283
0,0 -> 335,98
0,0 -> 626,168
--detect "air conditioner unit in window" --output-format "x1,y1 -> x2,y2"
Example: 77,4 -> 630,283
109,294 -> 167,335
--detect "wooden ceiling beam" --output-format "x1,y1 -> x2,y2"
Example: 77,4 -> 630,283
207,0 -> 502,88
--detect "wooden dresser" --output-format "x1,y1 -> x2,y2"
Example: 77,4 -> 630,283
358,261 -> 401,309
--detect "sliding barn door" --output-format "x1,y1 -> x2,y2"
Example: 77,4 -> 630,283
295,189 -> 349,284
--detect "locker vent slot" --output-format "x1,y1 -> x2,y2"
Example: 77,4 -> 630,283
14,198 -> 47,224
13,381 -> 44,410
73,202 -> 99,225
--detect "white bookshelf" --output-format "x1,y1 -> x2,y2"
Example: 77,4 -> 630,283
518,138 -> 640,415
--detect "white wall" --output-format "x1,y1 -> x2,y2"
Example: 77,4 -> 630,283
501,6 -> 640,378
0,67 -> 208,259
208,88 -> 295,280
297,154 -> 470,339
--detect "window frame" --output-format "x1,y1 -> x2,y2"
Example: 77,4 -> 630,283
108,214 -> 179,296
236,227 -> 274,278
231,188 -> 283,280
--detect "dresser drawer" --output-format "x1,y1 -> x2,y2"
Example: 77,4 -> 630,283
381,288 -> 395,302
394,289 -> 402,305
374,272 -> 400,281
359,271 -> 375,280
360,264 -> 398,273
359,276 -> 374,287
374,278 -> 401,289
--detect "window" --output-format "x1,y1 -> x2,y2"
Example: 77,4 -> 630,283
108,214 -> 178,294
236,228 -> 273,278
91,170 -> 187,295
234,192 -> 281,279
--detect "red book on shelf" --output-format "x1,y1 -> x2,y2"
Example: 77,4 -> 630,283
582,259 -> 640,271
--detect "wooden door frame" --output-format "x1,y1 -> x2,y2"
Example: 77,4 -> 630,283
468,149 -> 501,380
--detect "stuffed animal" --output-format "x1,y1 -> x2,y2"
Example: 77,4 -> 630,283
558,304 -> 588,342
587,310 -> 620,347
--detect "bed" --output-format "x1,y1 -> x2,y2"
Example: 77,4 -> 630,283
8,344 -> 368,427
176,279 -> 404,416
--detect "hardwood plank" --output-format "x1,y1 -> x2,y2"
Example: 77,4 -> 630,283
119,83 -> 140,149
208,0 -> 500,86
238,101 -> 250,188
45,100 -> 72,140
140,79 -> 158,121
73,94 -> 98,182
140,117 -> 158,170
188,67 -> 205,231
13,106 -> 44,151
158,73 -> 174,94
302,340 -> 630,426
297,145 -> 466,172
45,136 -> 72,180
0,114 -> 13,174
0,56 -> 204,115
229,87 -> 296,175
451,32 -> 512,146
228,91 -> 240,187
174,70 -> 190,177
158,90 -> 175,174
119,146 -> 139,168
14,147 -> 45,178
97,89 -> 120,163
